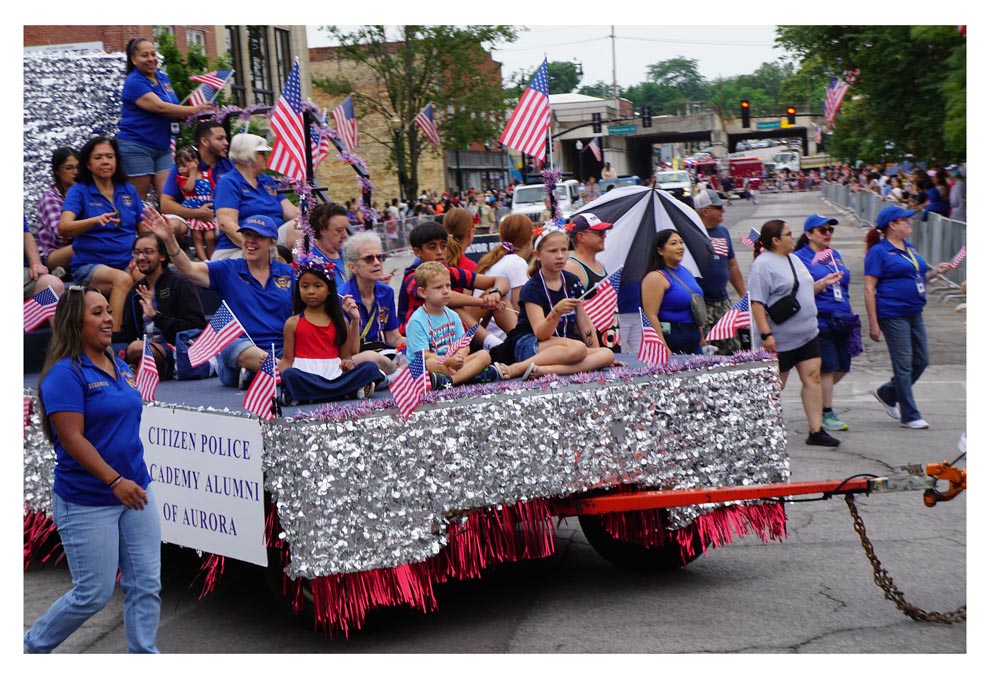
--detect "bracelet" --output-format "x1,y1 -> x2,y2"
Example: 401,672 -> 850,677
108,474 -> 123,489
166,248 -> 182,258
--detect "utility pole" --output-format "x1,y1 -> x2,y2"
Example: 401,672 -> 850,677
610,26 -> 618,113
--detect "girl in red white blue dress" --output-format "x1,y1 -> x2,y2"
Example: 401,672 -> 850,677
175,146 -> 216,260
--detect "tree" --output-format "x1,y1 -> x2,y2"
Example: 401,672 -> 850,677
546,60 -> 581,94
646,57 -> 708,101
577,80 -> 614,99
775,25 -> 965,164
315,25 -> 518,201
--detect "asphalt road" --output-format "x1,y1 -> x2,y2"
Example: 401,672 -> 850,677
21,190 -> 969,659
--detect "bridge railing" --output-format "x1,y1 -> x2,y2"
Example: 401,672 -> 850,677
821,183 -> 966,285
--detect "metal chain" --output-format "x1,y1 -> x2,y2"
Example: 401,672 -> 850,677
844,494 -> 966,623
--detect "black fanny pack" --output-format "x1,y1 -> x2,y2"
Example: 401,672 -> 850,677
766,256 -> 802,324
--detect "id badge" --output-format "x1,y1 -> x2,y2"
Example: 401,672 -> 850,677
916,279 -> 926,295
832,285 -> 843,301
170,122 -> 180,135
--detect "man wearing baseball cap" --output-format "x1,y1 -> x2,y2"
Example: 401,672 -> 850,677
565,213 -> 621,352
694,189 -> 747,354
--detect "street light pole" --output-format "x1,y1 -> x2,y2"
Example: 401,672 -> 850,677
575,140 -> 584,185
390,117 -> 406,202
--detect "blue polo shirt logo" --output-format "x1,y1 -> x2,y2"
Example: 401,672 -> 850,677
266,185 -> 277,196
274,275 -> 292,290
122,195 -> 134,208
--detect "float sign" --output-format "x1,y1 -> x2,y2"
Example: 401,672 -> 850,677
141,406 -> 267,566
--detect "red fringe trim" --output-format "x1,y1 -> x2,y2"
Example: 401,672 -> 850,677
600,502 -> 789,563
23,508 -> 64,570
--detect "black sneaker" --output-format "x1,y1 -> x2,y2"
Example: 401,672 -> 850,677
430,372 -> 453,390
806,429 -> 840,447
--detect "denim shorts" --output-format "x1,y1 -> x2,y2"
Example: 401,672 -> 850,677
513,333 -> 540,363
117,137 -> 173,177
215,338 -> 255,387
71,262 -> 102,286
817,326 -> 851,374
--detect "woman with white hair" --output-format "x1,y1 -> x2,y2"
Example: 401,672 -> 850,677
210,133 -> 299,260
339,231 -> 405,382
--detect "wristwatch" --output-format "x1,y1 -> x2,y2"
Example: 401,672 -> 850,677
486,287 -> 501,296
760,332 -> 773,340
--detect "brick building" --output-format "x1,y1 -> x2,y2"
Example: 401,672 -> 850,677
24,25 -> 221,60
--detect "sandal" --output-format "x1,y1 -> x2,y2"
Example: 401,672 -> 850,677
493,362 -> 509,380
521,362 -> 537,381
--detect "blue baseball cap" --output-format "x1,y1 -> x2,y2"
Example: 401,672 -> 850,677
238,215 -> 279,239
875,205 -> 915,229
803,214 -> 839,231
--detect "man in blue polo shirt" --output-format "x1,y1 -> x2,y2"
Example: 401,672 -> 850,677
694,189 -> 747,354
160,121 -> 234,249
141,209 -> 293,389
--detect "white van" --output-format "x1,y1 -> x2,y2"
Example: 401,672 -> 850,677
510,179 -> 583,224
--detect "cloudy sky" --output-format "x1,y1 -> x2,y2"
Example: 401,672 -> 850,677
306,25 -> 789,89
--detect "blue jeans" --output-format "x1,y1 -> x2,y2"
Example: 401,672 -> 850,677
24,490 -> 162,653
877,313 -> 929,423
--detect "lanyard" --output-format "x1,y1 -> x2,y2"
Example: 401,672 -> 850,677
359,298 -> 380,341
539,269 -> 570,337
894,244 -> 920,272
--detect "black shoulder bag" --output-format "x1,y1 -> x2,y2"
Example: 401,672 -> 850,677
766,255 -> 802,324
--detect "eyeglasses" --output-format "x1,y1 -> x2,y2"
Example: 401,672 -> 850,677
132,248 -> 159,257
357,254 -> 387,264
816,227 -> 835,234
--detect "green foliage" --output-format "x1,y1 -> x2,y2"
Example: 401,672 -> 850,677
316,25 -> 517,199
156,32 -> 233,149
775,24 -> 966,164
577,81 -> 614,99
547,61 -> 581,94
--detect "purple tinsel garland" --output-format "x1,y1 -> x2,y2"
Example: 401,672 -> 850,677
542,167 -> 563,222
298,351 -> 778,423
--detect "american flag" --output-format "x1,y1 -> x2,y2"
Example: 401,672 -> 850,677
437,322 -> 479,365
186,302 -> 246,367
267,58 -> 306,182
637,308 -> 669,366
740,227 -> 760,249
499,58 -> 551,166
949,246 -> 966,268
811,247 -> 839,269
24,397 -> 32,433
823,70 -> 859,131
413,103 -> 441,147
243,346 -> 277,421
332,95 -> 359,151
390,351 -> 428,419
188,69 -> 233,106
310,124 -> 331,168
706,294 -> 751,342
582,267 -> 622,333
710,237 -> 729,258
24,285 -> 59,332
135,335 -> 160,401
587,137 -> 602,162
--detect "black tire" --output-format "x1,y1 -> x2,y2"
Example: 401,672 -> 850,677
578,511 -> 707,572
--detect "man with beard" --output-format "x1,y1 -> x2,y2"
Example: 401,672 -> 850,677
159,121 -> 233,252
115,233 -> 205,379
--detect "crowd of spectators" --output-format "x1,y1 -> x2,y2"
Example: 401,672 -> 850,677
821,163 -> 967,221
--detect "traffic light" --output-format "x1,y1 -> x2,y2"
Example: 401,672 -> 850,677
786,106 -> 797,125
592,112 -> 602,134
642,106 -> 652,128
740,100 -> 750,128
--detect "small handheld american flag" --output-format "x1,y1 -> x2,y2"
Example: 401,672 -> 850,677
267,59 -> 306,183
186,302 -> 246,367
437,322 -> 479,365
581,267 -> 622,333
706,294 -> 750,342
24,285 -> 59,332
740,227 -> 760,249
390,351 -> 428,419
637,308 -> 669,366
135,335 -> 160,401
949,246 -> 966,268
188,69 -> 233,106
332,95 -> 359,151
243,346 -> 278,421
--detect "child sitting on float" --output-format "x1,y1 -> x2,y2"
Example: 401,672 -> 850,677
511,225 -> 616,377
406,261 -> 535,389
277,251 -> 385,406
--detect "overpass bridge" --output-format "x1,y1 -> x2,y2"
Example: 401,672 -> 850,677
551,106 -> 828,182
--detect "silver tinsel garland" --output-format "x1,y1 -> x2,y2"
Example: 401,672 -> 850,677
23,51 -> 126,232
24,361 -> 789,580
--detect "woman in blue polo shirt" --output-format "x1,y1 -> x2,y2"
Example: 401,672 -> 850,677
25,287 -> 160,653
864,205 -> 951,429
212,133 -> 298,260
60,136 -> 142,332
795,214 -> 856,432
117,37 -> 213,201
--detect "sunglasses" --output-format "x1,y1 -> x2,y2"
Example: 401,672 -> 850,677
816,227 -> 835,234
357,254 -> 387,264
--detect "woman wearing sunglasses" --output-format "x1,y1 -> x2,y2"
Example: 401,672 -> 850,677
339,231 -> 405,383
794,214 -> 857,432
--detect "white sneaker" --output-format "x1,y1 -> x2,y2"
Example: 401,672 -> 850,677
900,419 -> 929,429
873,390 -> 900,420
